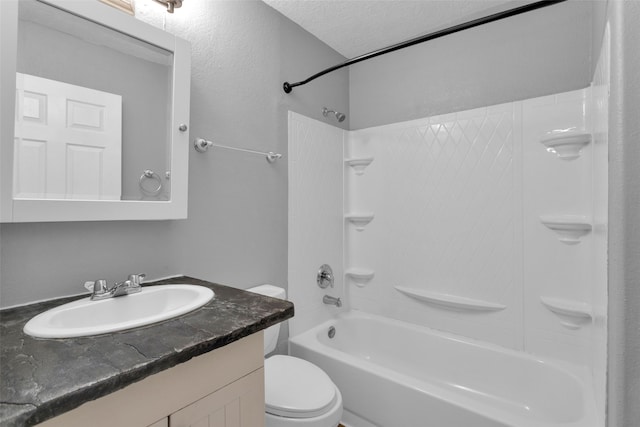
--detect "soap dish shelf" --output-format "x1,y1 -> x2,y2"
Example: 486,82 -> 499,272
345,269 -> 375,287
540,296 -> 592,329
540,129 -> 591,160
540,215 -> 592,244
345,158 -> 374,175
394,286 -> 506,312
346,213 -> 374,231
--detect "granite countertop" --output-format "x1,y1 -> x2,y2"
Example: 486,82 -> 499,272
0,276 -> 294,427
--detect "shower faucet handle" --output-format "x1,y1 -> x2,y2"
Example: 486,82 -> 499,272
317,264 -> 334,289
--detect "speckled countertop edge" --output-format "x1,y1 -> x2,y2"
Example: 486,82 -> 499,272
0,276 -> 294,427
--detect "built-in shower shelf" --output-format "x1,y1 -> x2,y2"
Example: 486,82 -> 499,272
394,286 -> 506,312
540,296 -> 592,329
346,213 -> 374,231
540,215 -> 592,244
540,129 -> 591,160
345,269 -> 375,287
345,157 -> 374,175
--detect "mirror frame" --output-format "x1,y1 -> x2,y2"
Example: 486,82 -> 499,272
0,0 -> 190,222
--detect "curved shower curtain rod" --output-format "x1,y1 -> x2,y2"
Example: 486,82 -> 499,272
282,0 -> 567,94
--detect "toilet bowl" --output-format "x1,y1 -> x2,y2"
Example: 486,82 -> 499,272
265,355 -> 343,427
248,285 -> 343,427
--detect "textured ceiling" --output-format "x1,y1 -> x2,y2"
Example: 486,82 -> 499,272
262,0 -> 531,58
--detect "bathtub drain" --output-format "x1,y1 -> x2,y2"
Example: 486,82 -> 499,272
328,326 -> 336,339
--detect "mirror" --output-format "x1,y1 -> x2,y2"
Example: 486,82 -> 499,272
1,0 -> 190,222
16,0 -> 173,201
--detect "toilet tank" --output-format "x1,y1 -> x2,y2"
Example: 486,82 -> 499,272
247,285 -> 286,355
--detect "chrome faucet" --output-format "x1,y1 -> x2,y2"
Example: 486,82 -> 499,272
323,295 -> 342,308
88,273 -> 145,301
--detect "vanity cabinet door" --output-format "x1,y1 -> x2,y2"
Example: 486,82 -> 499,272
169,368 -> 264,427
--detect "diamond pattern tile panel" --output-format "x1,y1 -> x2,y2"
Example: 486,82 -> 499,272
349,104 -> 521,348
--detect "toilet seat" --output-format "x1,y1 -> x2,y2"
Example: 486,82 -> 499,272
265,355 -> 338,419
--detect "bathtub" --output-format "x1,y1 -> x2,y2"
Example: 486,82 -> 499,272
289,311 -> 597,427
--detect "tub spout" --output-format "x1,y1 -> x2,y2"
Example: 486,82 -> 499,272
323,295 -> 342,307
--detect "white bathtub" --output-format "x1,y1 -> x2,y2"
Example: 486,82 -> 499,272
289,311 -> 597,427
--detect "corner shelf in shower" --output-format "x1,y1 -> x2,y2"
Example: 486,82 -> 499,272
345,268 -> 375,287
345,157 -> 374,176
345,213 -> 375,231
540,129 -> 591,160
540,215 -> 592,245
394,286 -> 506,312
540,296 -> 592,329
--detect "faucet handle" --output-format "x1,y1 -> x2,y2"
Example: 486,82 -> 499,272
127,273 -> 146,286
317,264 -> 334,289
85,279 -> 108,295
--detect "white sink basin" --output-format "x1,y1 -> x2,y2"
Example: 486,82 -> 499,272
24,285 -> 214,338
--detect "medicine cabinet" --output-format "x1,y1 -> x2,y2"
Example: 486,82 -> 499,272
0,0 -> 191,222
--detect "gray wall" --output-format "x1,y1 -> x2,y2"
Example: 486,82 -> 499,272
349,0 -> 596,130
607,1 -> 640,425
0,221 -> 181,304
0,0 -> 348,307
148,0 -> 349,291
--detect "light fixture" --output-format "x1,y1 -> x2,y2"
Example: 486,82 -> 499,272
153,0 -> 183,13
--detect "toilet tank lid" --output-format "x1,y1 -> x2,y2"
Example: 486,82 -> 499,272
247,284 -> 285,299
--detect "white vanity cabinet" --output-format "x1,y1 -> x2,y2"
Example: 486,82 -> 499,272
36,333 -> 265,427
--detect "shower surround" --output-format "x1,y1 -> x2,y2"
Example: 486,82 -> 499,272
288,31 -> 608,425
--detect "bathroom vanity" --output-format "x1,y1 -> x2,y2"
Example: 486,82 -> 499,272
0,277 -> 294,427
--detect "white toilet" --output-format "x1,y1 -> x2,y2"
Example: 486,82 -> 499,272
248,285 -> 343,427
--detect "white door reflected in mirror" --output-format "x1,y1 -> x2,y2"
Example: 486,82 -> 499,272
15,73 -> 123,200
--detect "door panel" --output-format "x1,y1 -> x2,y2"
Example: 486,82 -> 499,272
170,369 -> 264,427
14,73 -> 122,200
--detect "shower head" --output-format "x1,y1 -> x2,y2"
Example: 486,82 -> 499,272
153,0 -> 183,13
322,107 -> 346,123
